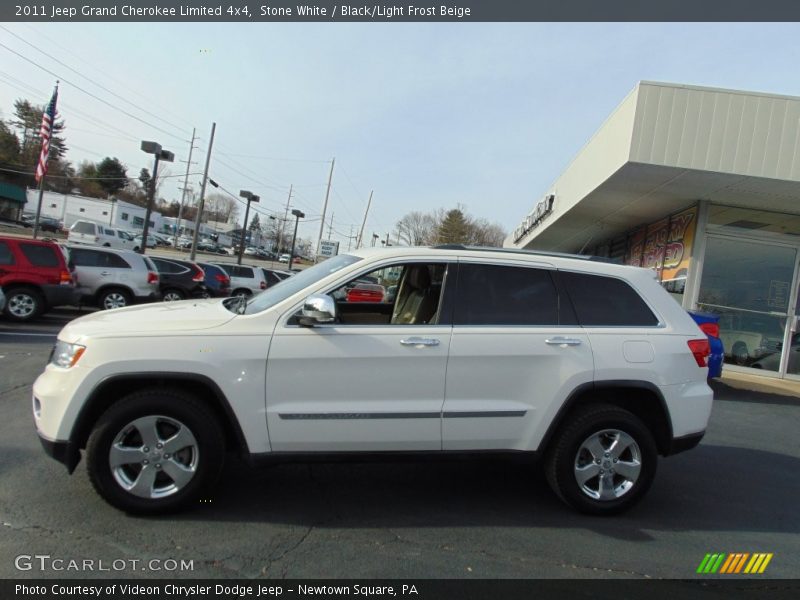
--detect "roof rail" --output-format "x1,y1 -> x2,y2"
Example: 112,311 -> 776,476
431,244 -> 614,263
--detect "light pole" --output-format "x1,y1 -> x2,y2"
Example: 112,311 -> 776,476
371,233 -> 379,247
139,141 -> 174,254
288,209 -> 305,271
238,190 -> 259,265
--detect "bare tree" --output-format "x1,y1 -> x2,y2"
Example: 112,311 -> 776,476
396,211 -> 438,246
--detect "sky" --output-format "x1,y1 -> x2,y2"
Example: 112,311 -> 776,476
2,22 -> 800,248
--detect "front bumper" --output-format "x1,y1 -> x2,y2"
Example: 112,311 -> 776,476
38,432 -> 81,473
665,431 -> 705,456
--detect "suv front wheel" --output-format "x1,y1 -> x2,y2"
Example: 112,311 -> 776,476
545,404 -> 657,515
86,389 -> 225,514
4,286 -> 44,322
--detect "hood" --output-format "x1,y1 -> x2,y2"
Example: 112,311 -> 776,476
59,299 -> 238,342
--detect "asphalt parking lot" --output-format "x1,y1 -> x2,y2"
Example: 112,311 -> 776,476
0,309 -> 798,579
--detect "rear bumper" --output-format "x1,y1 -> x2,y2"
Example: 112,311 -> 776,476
41,284 -> 78,307
38,432 -> 80,473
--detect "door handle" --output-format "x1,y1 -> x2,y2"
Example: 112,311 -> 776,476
400,337 -> 440,347
545,337 -> 582,347
100,271 -> 111,276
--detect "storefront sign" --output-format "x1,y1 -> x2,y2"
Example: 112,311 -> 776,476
660,206 -> 697,284
513,194 -> 554,243
318,240 -> 339,259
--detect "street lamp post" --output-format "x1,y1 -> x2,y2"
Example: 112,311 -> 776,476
238,190 -> 259,265
288,209 -> 305,271
139,141 -> 174,254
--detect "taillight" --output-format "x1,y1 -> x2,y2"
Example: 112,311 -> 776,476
59,270 -> 72,285
214,274 -> 230,286
147,271 -> 159,284
688,339 -> 710,368
192,266 -> 205,282
260,280 -> 267,290
698,322 -> 720,338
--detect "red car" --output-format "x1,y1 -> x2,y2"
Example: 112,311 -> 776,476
346,283 -> 385,303
0,236 -> 76,321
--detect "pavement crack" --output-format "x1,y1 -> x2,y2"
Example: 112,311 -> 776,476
258,526 -> 314,579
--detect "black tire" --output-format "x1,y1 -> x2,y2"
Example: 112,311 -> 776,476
732,342 -> 749,366
3,286 -> 45,322
545,403 -> 657,515
97,287 -> 131,310
86,389 -> 225,514
162,289 -> 186,302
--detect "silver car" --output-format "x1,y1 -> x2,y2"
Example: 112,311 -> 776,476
209,262 -> 268,296
64,245 -> 161,309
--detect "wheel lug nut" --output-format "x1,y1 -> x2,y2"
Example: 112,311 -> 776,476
155,463 -> 162,469
157,443 -> 163,449
143,447 -> 149,452
164,453 -> 170,459
599,469 -> 604,474
595,459 -> 601,464
143,459 -> 149,465
604,452 -> 610,457
613,458 -> 618,463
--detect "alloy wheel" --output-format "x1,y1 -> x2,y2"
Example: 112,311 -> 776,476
573,428 -> 642,501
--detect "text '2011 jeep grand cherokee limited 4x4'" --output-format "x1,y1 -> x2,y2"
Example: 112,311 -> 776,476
33,246 -> 713,515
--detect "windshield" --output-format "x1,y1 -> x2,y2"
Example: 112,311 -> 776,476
240,254 -> 362,315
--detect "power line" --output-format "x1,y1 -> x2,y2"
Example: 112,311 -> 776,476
0,25 -> 190,138
0,41 -> 190,144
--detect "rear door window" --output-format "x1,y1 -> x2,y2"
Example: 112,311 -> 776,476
19,243 -> 60,268
70,248 -> 102,267
560,271 -> 659,326
453,263 -> 560,326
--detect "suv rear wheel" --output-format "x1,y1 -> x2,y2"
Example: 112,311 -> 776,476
86,389 -> 224,514
4,286 -> 44,322
97,288 -> 131,310
545,404 -> 657,515
162,289 -> 185,302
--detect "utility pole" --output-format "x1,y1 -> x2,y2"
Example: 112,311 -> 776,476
175,127 -> 197,248
356,190 -> 372,249
316,157 -> 335,261
384,232 -> 390,247
347,225 -> 354,251
277,184 -> 292,254
327,211 -> 334,240
190,122 -> 215,261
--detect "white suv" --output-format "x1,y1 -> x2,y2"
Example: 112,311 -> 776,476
33,246 -> 713,515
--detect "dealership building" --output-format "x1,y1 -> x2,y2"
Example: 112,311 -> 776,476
507,81 -> 800,380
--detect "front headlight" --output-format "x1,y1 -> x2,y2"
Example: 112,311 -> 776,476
50,341 -> 86,368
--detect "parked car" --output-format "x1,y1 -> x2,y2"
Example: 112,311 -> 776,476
132,234 -> 156,250
22,214 -> 63,233
197,262 -> 232,298
688,310 -> 723,378
65,245 -> 160,310
751,333 -> 800,372
346,282 -> 385,303
209,262 -> 268,296
278,253 -> 291,263
68,220 -> 136,251
149,257 -> 208,301
34,245 -> 713,515
261,267 -> 292,288
0,236 -> 76,321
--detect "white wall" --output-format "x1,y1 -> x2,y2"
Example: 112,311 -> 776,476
25,190 -> 164,232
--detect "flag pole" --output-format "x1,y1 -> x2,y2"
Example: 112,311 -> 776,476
32,80 -> 59,240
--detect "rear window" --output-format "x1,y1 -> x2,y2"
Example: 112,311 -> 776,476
0,241 -> 13,265
152,258 -> 188,274
229,266 -> 253,278
560,271 -> 659,327
71,221 -> 96,234
19,243 -> 60,268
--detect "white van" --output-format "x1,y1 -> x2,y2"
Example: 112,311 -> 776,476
68,220 -> 136,251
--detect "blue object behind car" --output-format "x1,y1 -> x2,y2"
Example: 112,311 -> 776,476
689,310 -> 723,378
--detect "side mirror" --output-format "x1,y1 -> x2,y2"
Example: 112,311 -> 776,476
299,293 -> 337,326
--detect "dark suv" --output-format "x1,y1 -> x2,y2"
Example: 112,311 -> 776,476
149,257 -> 208,301
0,236 -> 76,321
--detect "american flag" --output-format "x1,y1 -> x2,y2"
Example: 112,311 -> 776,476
35,84 -> 58,184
